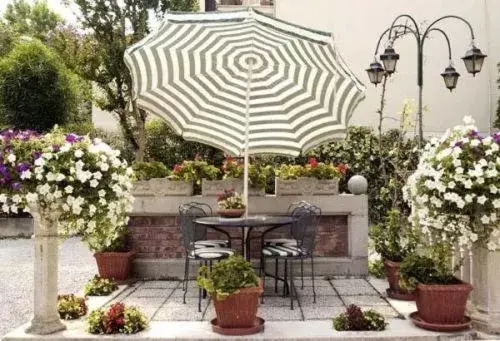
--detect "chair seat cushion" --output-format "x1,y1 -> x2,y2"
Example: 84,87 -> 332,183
261,245 -> 304,257
190,247 -> 234,259
194,240 -> 229,248
264,238 -> 297,247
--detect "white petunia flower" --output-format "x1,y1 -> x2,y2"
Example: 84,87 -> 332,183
0,194 -> 7,203
477,196 -> 487,205
74,149 -> 84,158
90,179 -> 99,188
481,215 -> 490,224
20,170 -> 32,180
7,154 -> 16,163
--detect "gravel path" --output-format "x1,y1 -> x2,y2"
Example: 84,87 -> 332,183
0,237 -> 96,338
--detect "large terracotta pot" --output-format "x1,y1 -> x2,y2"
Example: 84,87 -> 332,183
212,282 -> 263,328
416,280 -> 472,324
94,251 -> 135,281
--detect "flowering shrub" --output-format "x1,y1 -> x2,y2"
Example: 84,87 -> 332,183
217,188 -> 245,209
249,163 -> 272,189
404,116 -> 500,251
276,158 -> 345,180
222,155 -> 243,179
57,294 -> 87,320
131,161 -> 169,180
84,275 -> 118,296
275,164 -> 305,180
87,302 -> 148,334
169,156 -> 220,194
0,128 -> 134,251
333,305 -> 386,331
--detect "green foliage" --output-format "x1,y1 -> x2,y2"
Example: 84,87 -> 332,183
222,155 -> 243,179
398,243 -> 457,291
368,259 -> 385,279
333,305 -> 386,331
276,164 -> 305,180
369,209 -> 418,262
145,120 -> 224,167
197,256 -> 259,300
84,275 -> 119,296
275,159 -> 343,180
57,294 -> 87,320
313,126 -> 420,223
1,0 -> 63,40
132,161 -> 169,180
249,163 -> 272,189
0,40 -> 79,131
87,302 -> 148,335
170,159 -> 220,194
83,222 -> 127,252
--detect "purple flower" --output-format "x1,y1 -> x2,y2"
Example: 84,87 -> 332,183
493,133 -> 500,143
33,151 -> 41,160
454,141 -> 463,148
65,133 -> 82,143
52,144 -> 60,152
15,163 -> 30,174
11,182 -> 21,191
469,130 -> 479,137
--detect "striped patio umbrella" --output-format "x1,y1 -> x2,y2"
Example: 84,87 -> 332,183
124,9 -> 365,207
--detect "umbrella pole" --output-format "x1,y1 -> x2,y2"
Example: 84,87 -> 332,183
243,60 -> 253,218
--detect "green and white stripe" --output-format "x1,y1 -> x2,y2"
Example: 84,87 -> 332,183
125,9 -> 365,156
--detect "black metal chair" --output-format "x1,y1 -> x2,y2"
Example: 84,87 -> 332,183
178,202 -> 235,312
263,201 -> 320,290
260,203 -> 320,310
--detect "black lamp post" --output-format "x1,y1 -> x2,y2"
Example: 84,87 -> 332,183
367,15 -> 487,146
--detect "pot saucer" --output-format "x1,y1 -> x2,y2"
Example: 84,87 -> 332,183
409,311 -> 471,332
210,317 -> 265,335
386,288 -> 416,301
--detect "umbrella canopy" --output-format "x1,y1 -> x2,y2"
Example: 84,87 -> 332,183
124,9 -> 365,157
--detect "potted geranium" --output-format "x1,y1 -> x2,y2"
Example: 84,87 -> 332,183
275,157 -> 346,195
369,209 -> 418,300
399,243 -> 472,331
131,161 -> 192,197
171,155 -> 220,195
216,188 -> 245,218
197,256 -> 262,335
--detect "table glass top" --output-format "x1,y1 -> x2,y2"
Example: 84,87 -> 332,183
194,215 -> 295,227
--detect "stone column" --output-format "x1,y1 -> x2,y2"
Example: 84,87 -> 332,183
25,206 -> 66,335
469,247 -> 500,334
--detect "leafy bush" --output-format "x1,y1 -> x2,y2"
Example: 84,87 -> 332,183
57,294 -> 87,320
398,243 -> 457,291
333,305 -> 386,331
222,155 -> 243,179
369,209 -> 418,262
313,126 -> 419,223
368,259 -> 385,279
84,275 -> 118,296
197,256 -> 259,300
249,163 -> 272,189
87,302 -> 148,335
276,164 -> 305,180
0,40 -> 79,131
145,120 -> 224,168
132,161 -> 169,181
169,158 -> 221,194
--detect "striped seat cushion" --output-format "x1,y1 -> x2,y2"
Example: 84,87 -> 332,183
189,247 -> 234,260
194,240 -> 229,249
264,238 -> 297,247
261,245 -> 305,257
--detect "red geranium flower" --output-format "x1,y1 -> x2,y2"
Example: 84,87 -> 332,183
337,163 -> 349,174
194,153 -> 201,161
173,164 -> 183,173
308,157 -> 318,168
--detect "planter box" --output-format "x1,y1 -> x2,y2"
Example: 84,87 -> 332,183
249,187 -> 265,196
202,178 -> 244,196
0,217 -> 33,237
94,251 -> 135,281
275,177 -> 339,196
132,178 -> 193,197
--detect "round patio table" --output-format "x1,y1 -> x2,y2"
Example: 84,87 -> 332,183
194,215 -> 295,260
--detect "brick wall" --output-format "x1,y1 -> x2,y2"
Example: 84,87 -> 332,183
127,215 -> 348,259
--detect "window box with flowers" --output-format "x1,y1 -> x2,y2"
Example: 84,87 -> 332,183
275,157 -> 347,196
202,155 -> 242,196
130,161 -> 192,197
170,155 -> 220,195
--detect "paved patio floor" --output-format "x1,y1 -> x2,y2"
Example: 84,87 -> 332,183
107,277 -> 403,322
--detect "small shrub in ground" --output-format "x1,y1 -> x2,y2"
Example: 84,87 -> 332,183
333,305 -> 387,331
57,294 -> 87,320
132,161 -> 169,180
87,302 -> 148,334
84,275 -> 118,296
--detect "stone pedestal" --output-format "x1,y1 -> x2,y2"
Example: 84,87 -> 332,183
469,247 -> 500,335
25,207 -> 66,335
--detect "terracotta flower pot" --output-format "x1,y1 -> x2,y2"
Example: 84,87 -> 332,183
416,280 -> 472,324
217,208 -> 245,218
94,251 -> 134,281
384,259 -> 415,300
212,282 -> 263,329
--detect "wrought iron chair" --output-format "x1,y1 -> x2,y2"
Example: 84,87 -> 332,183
260,203 -> 320,310
178,202 -> 234,312
262,201 -> 320,290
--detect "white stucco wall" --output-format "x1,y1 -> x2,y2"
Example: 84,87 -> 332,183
275,0 -> 500,135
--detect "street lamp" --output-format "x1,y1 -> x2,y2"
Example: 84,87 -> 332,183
367,15 -> 487,146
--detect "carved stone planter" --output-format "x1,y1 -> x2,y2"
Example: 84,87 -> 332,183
132,178 -> 193,197
275,177 -> 339,196
202,178 -> 244,196
249,187 -> 265,196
